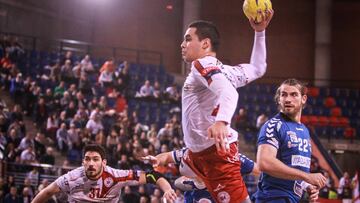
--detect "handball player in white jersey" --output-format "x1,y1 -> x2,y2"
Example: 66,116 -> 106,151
32,144 -> 176,203
180,10 -> 273,203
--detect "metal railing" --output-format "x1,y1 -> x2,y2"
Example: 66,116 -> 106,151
2,161 -> 76,187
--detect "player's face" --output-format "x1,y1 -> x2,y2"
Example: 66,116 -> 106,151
181,27 -> 204,63
278,84 -> 307,117
83,151 -> 106,180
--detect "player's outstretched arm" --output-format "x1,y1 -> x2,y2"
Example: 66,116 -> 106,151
234,9 -> 274,88
139,171 -> 177,202
31,182 -> 61,203
257,144 -> 326,188
156,177 -> 177,202
142,151 -> 174,167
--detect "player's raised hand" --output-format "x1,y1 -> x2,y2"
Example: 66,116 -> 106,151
162,188 -> 177,203
306,185 -> 320,202
207,121 -> 229,153
305,173 -> 327,188
249,9 -> 274,32
141,155 -> 159,167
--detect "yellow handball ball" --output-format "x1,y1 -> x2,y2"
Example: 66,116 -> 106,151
243,0 -> 272,23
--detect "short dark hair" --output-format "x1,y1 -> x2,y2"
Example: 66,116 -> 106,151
274,78 -> 308,105
83,144 -> 106,160
188,20 -> 220,52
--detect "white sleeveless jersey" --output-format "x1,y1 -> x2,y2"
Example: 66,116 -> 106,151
55,166 -> 142,203
182,31 -> 267,152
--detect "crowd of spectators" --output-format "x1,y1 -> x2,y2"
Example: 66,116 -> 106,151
1,35 -> 185,202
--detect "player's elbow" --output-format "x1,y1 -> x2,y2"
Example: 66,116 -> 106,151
257,157 -> 272,172
256,63 -> 267,78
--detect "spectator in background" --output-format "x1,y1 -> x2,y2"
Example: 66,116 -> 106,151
27,167 -> 39,184
73,110 -> 87,128
4,186 -> 21,203
17,133 -> 34,152
67,123 -> 80,150
320,171 -> 334,199
80,54 -> 94,74
353,170 -> 359,203
67,84 -> 77,98
98,96 -> 107,111
117,62 -> 130,94
87,97 -> 98,111
86,114 -> 103,138
9,73 -> 24,104
0,51 -> 12,68
122,185 -> 139,203
20,145 -> 36,164
39,147 -> 55,165
5,176 -> 15,194
50,61 -> 61,82
46,113 -> 59,140
4,143 -> 17,162
78,74 -> 93,96
54,81 -> 66,99
19,178 -> 34,198
43,88 -> 55,112
21,76 -> 33,115
10,104 -> 25,132
61,51 -> 73,66
72,62 -> 82,82
157,122 -> 173,145
99,59 -> 115,73
256,113 -> 268,129
115,93 -> 127,113
138,185 -> 150,203
56,123 -> 70,153
34,132 -> 48,157
114,77 -> 126,95
7,128 -> 21,149
98,66 -> 114,88
61,59 -> 75,84
117,60 -> 128,73
22,186 -> 33,203
65,101 -> 77,119
338,172 -> 353,203
38,179 -> 49,193
60,91 -> 71,109
140,80 -> 154,98
33,97 -> 48,129
164,83 -> 180,103
233,108 -> 252,133
153,81 -> 163,100
106,129 -> 119,151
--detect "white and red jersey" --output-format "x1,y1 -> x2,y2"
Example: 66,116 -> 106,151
55,166 -> 142,203
182,31 -> 267,152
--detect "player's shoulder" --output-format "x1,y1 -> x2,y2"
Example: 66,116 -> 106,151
103,165 -> 123,175
192,56 -> 222,74
55,168 -> 84,192
194,56 -> 219,67
62,166 -> 85,180
262,113 -> 283,131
